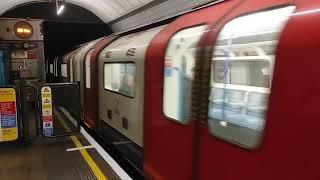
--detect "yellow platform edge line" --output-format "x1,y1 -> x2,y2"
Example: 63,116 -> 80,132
70,136 -> 107,180
53,108 -> 107,180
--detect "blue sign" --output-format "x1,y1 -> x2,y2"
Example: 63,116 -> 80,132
43,127 -> 53,136
1,115 -> 17,128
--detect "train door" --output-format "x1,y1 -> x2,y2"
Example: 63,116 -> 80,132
83,37 -> 116,129
0,50 -> 5,85
84,49 -> 94,127
196,1 -> 298,179
77,39 -> 102,121
143,1 -> 244,179
73,52 -> 81,86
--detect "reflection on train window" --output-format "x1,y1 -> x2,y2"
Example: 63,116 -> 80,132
104,63 -> 136,98
61,64 -> 67,78
85,53 -> 91,88
208,6 -> 295,148
163,25 -> 207,123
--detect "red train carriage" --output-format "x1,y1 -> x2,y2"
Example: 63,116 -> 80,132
72,38 -> 104,119
83,36 -> 117,129
61,51 -> 75,82
67,47 -> 81,83
145,0 -> 320,179
144,1 -> 243,179
198,0 -> 320,179
59,0 -> 320,179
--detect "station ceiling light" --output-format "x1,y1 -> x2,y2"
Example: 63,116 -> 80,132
55,0 -> 65,15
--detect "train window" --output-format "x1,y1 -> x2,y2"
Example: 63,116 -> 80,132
163,25 -> 207,123
85,53 -> 91,88
61,64 -> 67,78
49,64 -> 53,74
70,57 -> 73,82
208,6 -> 295,148
104,62 -> 136,98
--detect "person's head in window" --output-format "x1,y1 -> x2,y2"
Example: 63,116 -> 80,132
261,62 -> 271,88
214,61 -> 228,83
119,74 -> 134,96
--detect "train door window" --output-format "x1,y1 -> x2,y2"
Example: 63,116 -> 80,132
208,6 -> 295,148
85,52 -> 91,88
163,25 -> 207,123
50,64 -> 53,74
70,57 -> 73,82
61,64 -> 67,77
104,62 -> 136,98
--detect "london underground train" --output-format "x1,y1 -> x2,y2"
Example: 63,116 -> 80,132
56,0 -> 320,179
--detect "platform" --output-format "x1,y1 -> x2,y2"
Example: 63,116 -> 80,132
0,107 -> 132,180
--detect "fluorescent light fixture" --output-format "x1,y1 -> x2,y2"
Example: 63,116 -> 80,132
55,0 -> 66,15
57,5 -> 65,15
219,121 -> 227,127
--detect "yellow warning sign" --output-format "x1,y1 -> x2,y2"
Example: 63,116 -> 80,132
43,87 -> 50,92
0,88 -> 16,102
42,109 -> 52,116
41,87 -> 52,110
0,88 -> 18,142
2,128 -> 18,141
41,86 -> 53,136
42,93 -> 51,98
42,104 -> 52,109
43,98 -> 51,104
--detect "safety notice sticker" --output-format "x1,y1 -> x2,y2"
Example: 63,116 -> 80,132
0,88 -> 18,142
41,86 -> 53,136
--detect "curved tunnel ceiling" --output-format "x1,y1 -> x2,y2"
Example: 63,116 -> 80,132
0,0 -> 154,23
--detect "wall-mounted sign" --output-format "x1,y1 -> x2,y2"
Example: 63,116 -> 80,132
11,50 -> 28,59
11,50 -> 38,59
0,88 -> 18,142
41,86 -> 53,136
13,21 -> 33,39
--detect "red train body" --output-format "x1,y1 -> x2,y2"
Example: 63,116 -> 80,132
58,0 -> 320,179
83,37 -> 116,128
